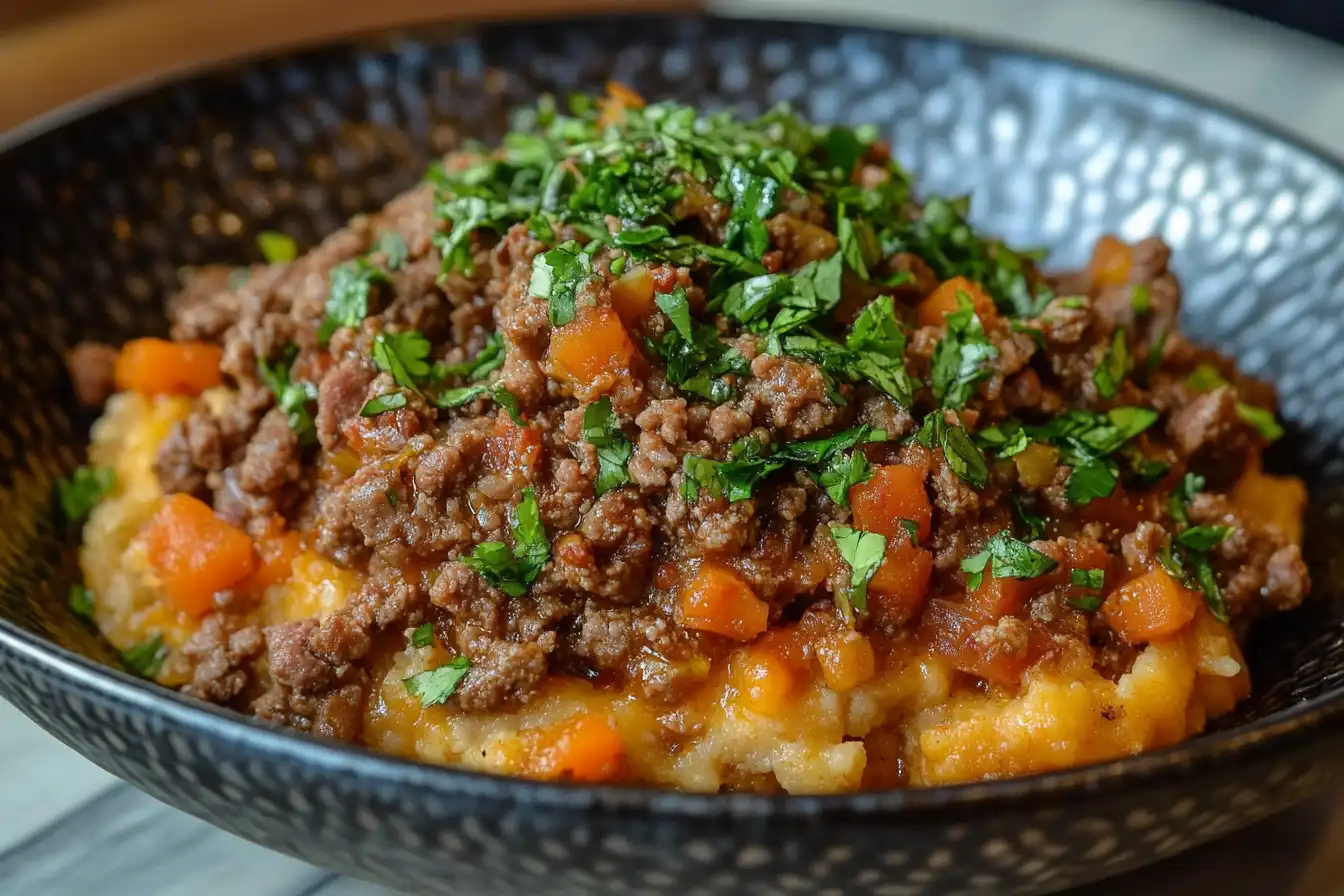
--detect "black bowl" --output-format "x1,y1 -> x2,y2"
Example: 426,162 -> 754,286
4,14 -> 1344,896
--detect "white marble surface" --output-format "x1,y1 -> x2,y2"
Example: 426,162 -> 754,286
7,0 -> 1344,893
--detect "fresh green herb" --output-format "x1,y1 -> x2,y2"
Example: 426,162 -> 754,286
257,344 -> 317,447
1236,403 -> 1285,442
830,525 -> 886,623
1185,364 -> 1226,392
436,382 -> 525,425
372,331 -> 433,392
1130,283 -> 1151,314
319,258 -> 388,343
1069,595 -> 1105,613
411,622 -> 434,649
582,398 -> 633,496
461,488 -> 550,597
1092,328 -> 1130,399
1188,551 -> 1227,621
680,424 -> 885,504
1176,525 -> 1232,552
817,449 -> 873,507
1071,568 -> 1105,590
930,292 -> 998,409
899,519 -> 920,547
121,634 -> 168,679
836,204 -> 879,280
1056,296 -> 1088,310
941,423 -> 989,489
386,489 -> 399,507
256,231 -> 298,264
1143,326 -> 1169,381
776,302 -> 916,409
57,466 -> 116,524
1169,472 -> 1205,526
434,195 -> 492,276
530,241 -> 593,327
69,584 -> 94,621
376,232 -> 409,270
1012,494 -> 1047,540
434,332 -> 505,382
720,252 -> 844,334
609,255 -> 628,277
960,532 -> 1058,590
361,392 -> 408,417
404,656 -> 472,707
1022,407 -> 1159,505
719,164 -> 779,260
655,287 -> 694,339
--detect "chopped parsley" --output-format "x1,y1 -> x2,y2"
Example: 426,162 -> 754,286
319,257 -> 388,343
916,414 -> 988,489
682,424 -> 886,504
361,392 -> 408,417
404,656 -> 472,707
1130,283 -> 1151,314
1019,407 -> 1159,505
830,525 -> 886,623
1176,524 -> 1232,552
462,487 -> 550,597
976,420 -> 1031,458
719,163 -> 779,260
530,241 -> 593,327
410,622 -> 434,649
899,519 -> 920,547
372,331 -> 433,392
1183,364 -> 1285,442
582,398 -> 633,496
434,331 -> 505,382
436,382 -> 525,425
258,344 -> 318,446
960,532 -> 1058,590
56,466 -> 116,524
69,584 -> 94,621
1169,471 -> 1203,525
376,232 -> 409,270
655,287 -> 694,339
1012,494 -> 1047,540
121,634 -> 168,679
1070,568 -> 1105,590
1092,329 -> 1130,399
930,292 -> 998,409
256,231 -> 298,264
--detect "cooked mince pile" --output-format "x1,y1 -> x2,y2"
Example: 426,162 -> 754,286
63,86 -> 1310,791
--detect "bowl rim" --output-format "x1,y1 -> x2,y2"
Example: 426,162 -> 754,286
4,12 -> 1344,815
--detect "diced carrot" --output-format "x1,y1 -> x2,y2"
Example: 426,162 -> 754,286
547,304 -> 639,397
815,630 -> 877,691
1233,466 -> 1306,545
679,562 -> 770,641
868,541 -> 934,625
525,713 -> 625,784
1013,442 -> 1059,488
1089,234 -> 1133,289
114,338 -> 223,397
610,266 -> 656,327
917,276 -> 996,327
1102,568 -> 1202,644
964,570 -> 1036,621
247,528 -> 303,593
792,546 -> 834,593
142,494 -> 256,616
850,464 -> 932,542
736,644 -> 797,716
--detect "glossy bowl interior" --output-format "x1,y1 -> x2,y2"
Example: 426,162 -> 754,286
4,14 -> 1344,895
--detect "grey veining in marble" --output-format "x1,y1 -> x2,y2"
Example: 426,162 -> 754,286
6,0 -> 1344,893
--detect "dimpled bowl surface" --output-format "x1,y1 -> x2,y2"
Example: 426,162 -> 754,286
4,14 -> 1344,896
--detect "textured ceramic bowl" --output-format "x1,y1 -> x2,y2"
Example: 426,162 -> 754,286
4,14 -> 1344,896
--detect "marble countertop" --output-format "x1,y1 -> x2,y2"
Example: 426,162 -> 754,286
6,0 -> 1344,893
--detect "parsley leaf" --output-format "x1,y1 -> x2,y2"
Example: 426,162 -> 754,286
899,519 -> 920,547
940,423 -> 989,489
582,398 -> 633,496
376,232 -> 409,270
69,584 -> 94,621
817,449 -> 873,507
373,331 -> 432,392
404,656 -> 471,707
1071,568 -> 1105,590
830,525 -> 886,622
361,392 -> 408,417
976,420 -> 1031,458
57,466 -> 116,524
436,382 -> 525,424
530,242 -> 593,327
121,634 -> 168,679
1169,472 -> 1205,526
434,196 -> 490,276
1176,525 -> 1232,552
1236,403 -> 1285,442
411,622 -> 434,649
434,331 -> 505,382
1069,595 -> 1105,613
1130,283 -> 1151,314
256,231 -> 298,264
1012,494 -> 1047,540
655,287 -> 694,339
319,258 -> 387,344
1092,328 -> 1130,399
257,344 -> 317,447
461,488 -> 550,597
719,164 -> 779,260
960,532 -> 1058,590
930,292 -> 998,409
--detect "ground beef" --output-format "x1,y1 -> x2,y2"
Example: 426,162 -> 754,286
741,354 -> 846,440
1167,386 -> 1255,484
178,615 -> 264,704
315,357 -> 375,450
1189,493 -> 1310,620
